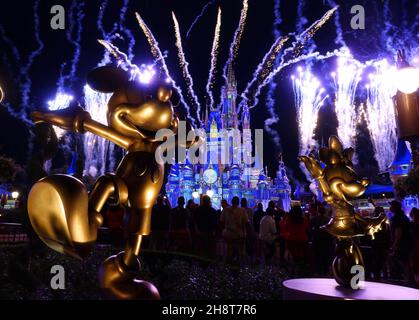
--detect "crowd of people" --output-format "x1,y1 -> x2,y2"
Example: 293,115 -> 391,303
103,195 -> 419,285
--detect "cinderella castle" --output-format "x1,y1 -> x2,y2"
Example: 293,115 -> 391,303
165,65 -> 291,210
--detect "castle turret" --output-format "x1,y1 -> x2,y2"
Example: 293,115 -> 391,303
221,63 -> 238,130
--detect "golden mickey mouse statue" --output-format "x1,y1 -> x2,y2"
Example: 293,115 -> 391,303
27,66 -> 199,299
299,136 -> 386,287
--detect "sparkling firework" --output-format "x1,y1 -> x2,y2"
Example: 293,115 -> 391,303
221,0 -> 249,87
292,66 -> 327,157
206,7 -> 222,110
364,59 -> 398,171
247,6 -> 338,109
241,35 -> 289,110
83,85 -> 113,176
172,12 -> 202,125
47,93 -> 74,138
326,0 -> 346,47
331,51 -> 364,149
98,39 -> 138,72
135,12 -> 195,126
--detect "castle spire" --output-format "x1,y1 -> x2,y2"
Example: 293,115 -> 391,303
227,62 -> 236,89
221,63 -> 238,129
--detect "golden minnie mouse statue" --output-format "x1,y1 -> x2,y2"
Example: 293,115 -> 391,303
28,66 -> 199,299
299,136 -> 386,287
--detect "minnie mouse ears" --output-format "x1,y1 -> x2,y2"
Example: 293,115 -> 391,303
86,66 -> 129,93
319,135 -> 354,165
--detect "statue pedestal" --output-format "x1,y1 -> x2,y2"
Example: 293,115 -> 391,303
282,278 -> 419,300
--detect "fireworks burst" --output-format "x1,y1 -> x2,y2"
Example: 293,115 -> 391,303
364,59 -> 398,171
47,93 -> 74,138
331,51 -> 364,150
292,66 -> 328,157
83,85 -> 114,176
206,7 -> 222,110
172,11 -> 202,125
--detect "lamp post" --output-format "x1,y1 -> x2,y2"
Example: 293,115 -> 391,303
393,50 -> 419,167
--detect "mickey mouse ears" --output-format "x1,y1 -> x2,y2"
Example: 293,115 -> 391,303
86,66 -> 129,93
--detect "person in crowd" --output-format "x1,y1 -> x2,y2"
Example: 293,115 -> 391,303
369,206 -> 391,280
253,203 -> 265,261
169,196 -> 191,253
221,199 -> 230,211
259,207 -> 278,265
253,203 -> 265,233
186,199 -> 198,230
267,200 -> 285,263
409,207 -> 419,284
308,203 -> 333,275
220,196 -> 249,264
150,195 -> 171,251
194,195 -> 218,258
281,205 -> 309,264
241,198 -> 256,262
389,200 -> 414,282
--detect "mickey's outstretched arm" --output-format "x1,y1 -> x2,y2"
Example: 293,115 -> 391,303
31,105 -> 133,149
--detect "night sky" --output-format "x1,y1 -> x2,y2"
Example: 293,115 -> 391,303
0,0 -> 416,186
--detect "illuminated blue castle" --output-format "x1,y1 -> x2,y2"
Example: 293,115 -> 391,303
165,65 -> 291,210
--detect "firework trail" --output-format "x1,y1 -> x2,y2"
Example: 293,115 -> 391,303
292,66 -> 328,158
364,59 -> 397,171
381,0 -> 394,54
57,0 -> 85,91
186,0 -> 216,38
229,0 -> 248,61
135,12 -> 195,125
296,0 -> 308,34
219,0 -> 249,99
98,39 -> 138,71
97,0 -> 118,41
172,12 -> 202,125
331,53 -> 364,150
246,6 -> 338,110
326,0 -> 346,47
283,6 -> 338,62
264,0 -> 283,149
119,0 -> 136,61
97,0 -> 119,66
20,0 -> 44,117
206,7 -> 222,110
240,35 -> 289,110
